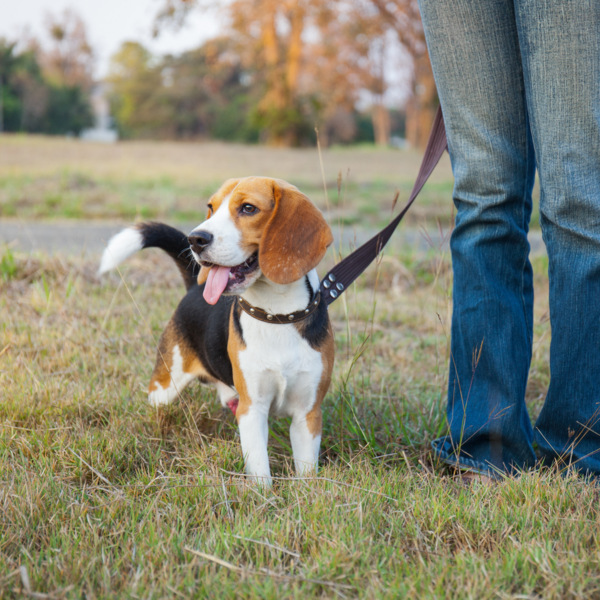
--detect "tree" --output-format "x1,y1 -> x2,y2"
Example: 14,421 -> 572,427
368,0 -> 438,148
41,8 -> 95,90
0,40 -> 19,133
107,38 -> 259,141
10,47 -> 49,131
38,9 -> 95,134
154,1 -> 378,145
107,42 -> 162,138
160,38 -> 256,139
43,85 -> 93,135
154,0 -> 432,147
0,39 -> 50,133
225,0 -> 317,145
0,10 -> 94,136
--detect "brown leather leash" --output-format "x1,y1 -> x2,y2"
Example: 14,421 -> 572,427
239,106 -> 447,323
320,105 -> 448,305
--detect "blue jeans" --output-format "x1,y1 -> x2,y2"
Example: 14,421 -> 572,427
417,0 -> 600,478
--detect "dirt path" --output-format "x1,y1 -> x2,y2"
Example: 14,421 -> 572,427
0,219 -> 546,257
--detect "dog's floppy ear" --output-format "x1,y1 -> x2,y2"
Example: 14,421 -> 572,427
259,182 -> 333,285
197,265 -> 210,285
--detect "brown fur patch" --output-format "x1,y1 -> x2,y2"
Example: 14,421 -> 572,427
148,319 -> 213,393
259,180 -> 333,285
207,178 -> 241,214
306,322 -> 335,437
227,304 -> 251,420
225,177 -> 278,257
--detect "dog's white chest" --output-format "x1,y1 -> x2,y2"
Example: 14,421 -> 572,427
237,313 -> 323,417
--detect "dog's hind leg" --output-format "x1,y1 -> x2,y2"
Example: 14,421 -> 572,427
148,320 -> 213,406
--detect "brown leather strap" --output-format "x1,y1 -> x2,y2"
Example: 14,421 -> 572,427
239,291 -> 322,324
320,105 -> 448,305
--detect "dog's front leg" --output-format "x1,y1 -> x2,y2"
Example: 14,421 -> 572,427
237,404 -> 272,486
290,406 -> 322,476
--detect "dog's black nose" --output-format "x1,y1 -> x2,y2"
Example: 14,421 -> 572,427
188,230 -> 213,253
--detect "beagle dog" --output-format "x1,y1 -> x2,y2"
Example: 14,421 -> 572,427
100,177 -> 334,485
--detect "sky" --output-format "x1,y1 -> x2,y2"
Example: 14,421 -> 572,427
0,0 -> 222,78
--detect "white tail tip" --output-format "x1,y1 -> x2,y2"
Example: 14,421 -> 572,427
99,227 -> 144,274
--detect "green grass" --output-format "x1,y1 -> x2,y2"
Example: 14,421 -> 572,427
2,242 -> 595,599
0,171 -> 461,229
0,173 -> 215,222
0,170 -> 541,230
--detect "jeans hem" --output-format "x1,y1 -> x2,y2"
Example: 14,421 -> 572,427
431,438 -> 505,481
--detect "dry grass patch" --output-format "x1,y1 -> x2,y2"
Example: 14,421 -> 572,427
0,135 -> 453,184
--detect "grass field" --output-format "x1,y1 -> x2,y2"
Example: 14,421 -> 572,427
2,134 -> 458,228
0,135 -> 596,599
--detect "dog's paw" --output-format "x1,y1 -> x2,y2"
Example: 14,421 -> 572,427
148,386 -> 176,407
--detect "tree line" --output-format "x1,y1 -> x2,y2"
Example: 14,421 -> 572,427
2,2 -> 437,147
107,37 -> 405,146
143,0 -> 437,147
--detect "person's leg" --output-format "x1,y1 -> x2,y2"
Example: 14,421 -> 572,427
514,0 -> 600,477
417,0 -> 537,476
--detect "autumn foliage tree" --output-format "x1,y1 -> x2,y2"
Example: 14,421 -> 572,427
154,0 -> 436,147
368,0 -> 437,148
41,9 -> 94,90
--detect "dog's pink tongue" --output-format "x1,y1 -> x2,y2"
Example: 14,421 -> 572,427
203,266 -> 231,305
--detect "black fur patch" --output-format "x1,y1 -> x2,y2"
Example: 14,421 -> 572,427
296,294 -> 330,349
172,285 -> 235,387
232,300 -> 245,345
138,222 -> 199,290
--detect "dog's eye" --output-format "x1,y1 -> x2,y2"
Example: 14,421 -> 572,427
207,203 -> 213,216
241,204 -> 258,214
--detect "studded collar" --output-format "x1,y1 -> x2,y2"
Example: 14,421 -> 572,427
238,289 -> 322,324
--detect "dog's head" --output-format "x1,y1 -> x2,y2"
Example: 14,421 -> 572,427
188,177 -> 333,304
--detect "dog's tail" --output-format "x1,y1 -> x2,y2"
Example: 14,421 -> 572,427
99,222 -> 199,290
